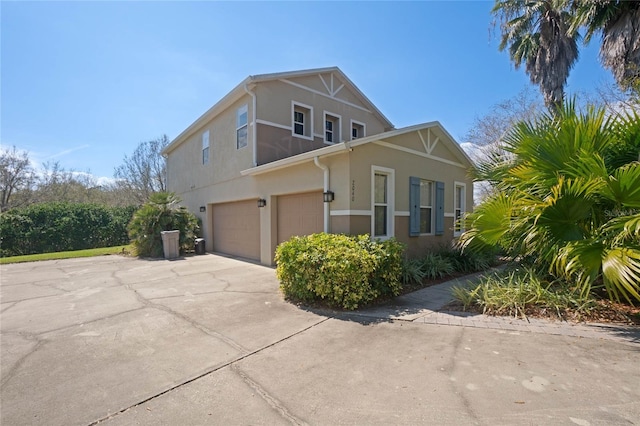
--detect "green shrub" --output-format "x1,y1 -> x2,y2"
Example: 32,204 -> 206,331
0,203 -> 136,257
275,233 -> 404,310
401,257 -> 426,285
449,247 -> 497,273
127,192 -> 199,258
420,253 -> 455,279
359,237 -> 404,297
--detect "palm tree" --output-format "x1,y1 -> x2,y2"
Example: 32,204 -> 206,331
571,0 -> 640,92
493,0 -> 580,111
460,102 -> 640,303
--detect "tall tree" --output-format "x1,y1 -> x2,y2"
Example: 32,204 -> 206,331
114,135 -> 169,204
0,146 -> 35,211
493,0 -> 580,111
571,0 -> 640,92
464,87 -> 543,147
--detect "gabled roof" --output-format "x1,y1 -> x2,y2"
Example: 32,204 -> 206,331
241,121 -> 474,176
162,67 -> 394,155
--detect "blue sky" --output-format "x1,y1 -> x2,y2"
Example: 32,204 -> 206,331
1,1 -> 613,183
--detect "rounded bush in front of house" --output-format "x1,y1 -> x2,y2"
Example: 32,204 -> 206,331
275,233 -> 404,310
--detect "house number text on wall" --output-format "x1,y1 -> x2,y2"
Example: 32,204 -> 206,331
351,180 -> 355,202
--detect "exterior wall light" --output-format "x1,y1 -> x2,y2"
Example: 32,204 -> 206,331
257,198 -> 267,208
199,206 -> 206,212
323,191 -> 335,203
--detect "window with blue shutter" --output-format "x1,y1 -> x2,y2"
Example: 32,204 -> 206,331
435,181 -> 445,235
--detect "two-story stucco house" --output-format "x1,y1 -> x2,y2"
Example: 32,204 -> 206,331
163,67 -> 474,265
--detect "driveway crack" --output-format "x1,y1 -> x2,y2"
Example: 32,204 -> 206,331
231,363 -> 308,425
88,316 -> 331,425
0,334 -> 45,388
124,284 -> 250,354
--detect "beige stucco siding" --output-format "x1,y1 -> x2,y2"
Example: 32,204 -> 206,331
254,79 -> 387,149
347,137 -> 472,214
166,95 -> 254,196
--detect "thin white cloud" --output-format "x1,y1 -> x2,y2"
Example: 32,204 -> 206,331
47,144 -> 90,159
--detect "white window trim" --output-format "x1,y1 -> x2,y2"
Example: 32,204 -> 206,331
291,101 -> 314,141
236,104 -> 248,150
454,181 -> 466,237
371,166 -> 395,240
202,130 -> 210,165
419,179 -> 435,236
323,111 -> 342,145
350,119 -> 366,140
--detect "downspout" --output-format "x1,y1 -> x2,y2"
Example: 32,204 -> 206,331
313,156 -> 330,233
244,84 -> 257,167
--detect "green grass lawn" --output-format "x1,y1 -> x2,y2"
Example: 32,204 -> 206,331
0,245 -> 134,265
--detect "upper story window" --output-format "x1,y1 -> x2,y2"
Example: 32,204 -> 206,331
292,101 -> 313,140
351,120 -> 365,140
324,112 -> 341,144
202,130 -> 210,165
237,104 -> 248,149
454,182 -> 466,236
420,180 -> 433,234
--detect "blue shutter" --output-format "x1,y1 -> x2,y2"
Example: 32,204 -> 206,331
435,181 -> 445,236
409,176 -> 421,236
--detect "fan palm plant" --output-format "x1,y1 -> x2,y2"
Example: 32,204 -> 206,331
460,102 -> 640,303
492,0 -> 580,111
128,192 -> 199,257
571,0 -> 640,91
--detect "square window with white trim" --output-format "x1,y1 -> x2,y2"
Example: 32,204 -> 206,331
236,104 -> 248,149
202,130 -> 210,165
324,112 -> 341,144
292,102 -> 313,139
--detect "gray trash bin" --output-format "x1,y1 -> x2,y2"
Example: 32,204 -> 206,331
160,230 -> 180,259
195,238 -> 205,255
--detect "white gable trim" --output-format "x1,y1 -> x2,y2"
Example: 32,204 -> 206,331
280,78 -> 372,113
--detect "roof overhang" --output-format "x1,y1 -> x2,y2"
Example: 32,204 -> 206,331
162,66 -> 395,156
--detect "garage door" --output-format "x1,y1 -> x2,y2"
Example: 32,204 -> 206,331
212,200 -> 260,260
277,192 -> 324,244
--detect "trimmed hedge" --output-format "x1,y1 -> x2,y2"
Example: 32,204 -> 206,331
0,203 -> 136,257
275,233 -> 404,310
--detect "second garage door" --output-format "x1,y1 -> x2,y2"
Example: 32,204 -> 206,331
212,200 -> 260,260
277,192 -> 324,244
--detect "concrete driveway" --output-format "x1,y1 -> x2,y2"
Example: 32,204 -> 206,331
1,254 -> 639,425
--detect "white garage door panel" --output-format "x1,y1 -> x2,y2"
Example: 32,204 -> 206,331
213,200 -> 260,260
277,192 -> 323,244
